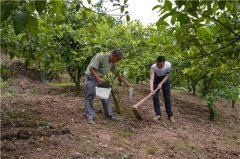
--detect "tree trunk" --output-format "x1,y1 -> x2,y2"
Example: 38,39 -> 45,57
75,68 -> 81,92
232,100 -> 235,108
202,77 -> 212,97
207,101 -> 217,121
67,68 -> 81,92
111,89 -> 120,114
192,84 -> 196,95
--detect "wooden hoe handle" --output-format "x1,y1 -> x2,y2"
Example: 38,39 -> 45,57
132,88 -> 160,108
133,93 -> 152,108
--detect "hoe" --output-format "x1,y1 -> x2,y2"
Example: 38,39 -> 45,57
132,88 -> 160,120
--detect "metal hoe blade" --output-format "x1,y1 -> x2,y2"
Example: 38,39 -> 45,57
132,106 -> 143,120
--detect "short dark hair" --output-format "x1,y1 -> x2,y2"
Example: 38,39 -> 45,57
156,56 -> 166,63
111,50 -> 123,58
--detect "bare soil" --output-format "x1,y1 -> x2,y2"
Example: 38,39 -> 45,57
1,77 -> 240,159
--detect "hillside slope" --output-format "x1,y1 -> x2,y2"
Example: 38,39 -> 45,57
1,78 -> 240,159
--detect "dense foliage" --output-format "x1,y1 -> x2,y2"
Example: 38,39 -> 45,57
154,0 -> 240,120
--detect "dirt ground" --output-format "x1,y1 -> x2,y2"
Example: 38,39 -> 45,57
1,77 -> 240,159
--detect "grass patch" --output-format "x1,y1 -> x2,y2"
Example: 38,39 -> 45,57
49,81 -> 75,87
0,78 -> 8,88
145,146 -> 157,155
33,88 -> 42,94
236,139 -> 240,146
1,92 -> 16,98
1,89 -> 17,98
184,142 -> 198,151
1,110 -> 28,119
118,129 -> 135,138
169,141 -> 199,153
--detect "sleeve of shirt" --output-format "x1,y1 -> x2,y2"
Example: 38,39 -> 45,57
166,63 -> 171,74
90,54 -> 102,69
111,64 -> 118,74
151,64 -> 156,72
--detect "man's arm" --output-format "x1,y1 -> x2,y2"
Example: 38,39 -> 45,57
117,74 -> 131,87
150,68 -> 155,93
157,74 -> 169,89
90,67 -> 105,84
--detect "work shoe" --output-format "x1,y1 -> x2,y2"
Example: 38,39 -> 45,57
108,116 -> 118,121
168,116 -> 176,123
153,115 -> 161,121
88,119 -> 96,124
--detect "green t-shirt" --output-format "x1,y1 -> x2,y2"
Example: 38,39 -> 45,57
85,53 -> 118,77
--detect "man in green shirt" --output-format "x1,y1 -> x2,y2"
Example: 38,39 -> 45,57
85,50 -> 130,124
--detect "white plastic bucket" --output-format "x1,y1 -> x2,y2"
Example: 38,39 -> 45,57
95,86 -> 111,99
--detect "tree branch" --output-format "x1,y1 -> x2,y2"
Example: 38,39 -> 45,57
106,7 -> 121,13
203,15 -> 240,39
188,38 -> 239,59
194,37 -> 238,47
79,1 -> 127,17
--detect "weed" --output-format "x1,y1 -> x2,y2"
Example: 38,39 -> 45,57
2,110 -> 27,119
33,88 -> 42,94
185,142 -> 198,151
118,129 -> 135,138
170,144 -> 176,150
145,146 -> 156,155
49,82 -> 75,87
0,77 -> 8,88
236,139 -> 240,146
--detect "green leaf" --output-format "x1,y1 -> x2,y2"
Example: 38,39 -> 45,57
34,0 -> 46,14
207,1 -> 213,15
27,15 -> 38,36
171,15 -> 177,25
55,15 -> 65,24
76,4 -> 80,11
87,0 -> 91,4
13,10 -> 28,35
53,0 -> 63,15
207,71 -> 213,78
218,1 -> 226,10
189,12 -> 198,18
156,19 -> 168,27
156,12 -> 171,26
121,6 -> 124,12
232,0 -> 240,13
182,68 -> 190,74
113,3 -> 120,6
183,1 -> 192,12
126,15 -> 130,21
164,0 -> 172,9
191,1 -> 199,11
175,1 -> 185,9
177,14 -> 190,26
1,1 -> 15,21
152,5 -> 162,11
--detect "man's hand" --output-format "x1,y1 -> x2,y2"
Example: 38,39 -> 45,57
118,75 -> 131,88
157,83 -> 162,89
126,82 -> 132,88
97,77 -> 105,84
151,90 -> 155,95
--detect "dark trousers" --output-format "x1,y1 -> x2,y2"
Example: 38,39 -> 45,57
152,75 -> 173,118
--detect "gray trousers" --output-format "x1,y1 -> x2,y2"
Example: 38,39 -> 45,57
84,74 -> 113,120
